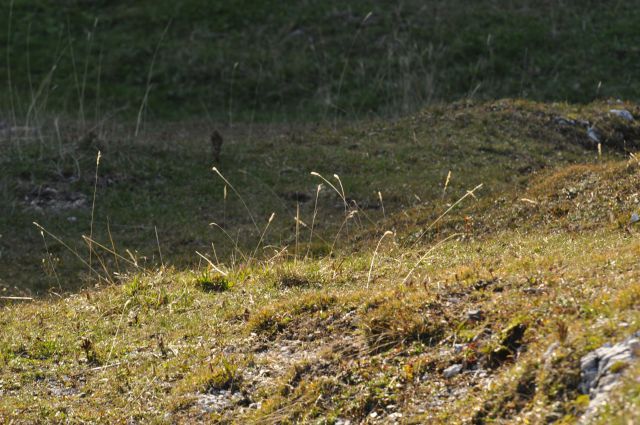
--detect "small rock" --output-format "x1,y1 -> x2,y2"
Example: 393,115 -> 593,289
610,109 -> 634,121
543,342 -> 560,362
196,390 -> 244,413
467,309 -> 483,321
554,116 -> 576,126
587,127 -> 600,143
473,369 -> 488,379
453,343 -> 466,353
578,332 -> 640,423
630,213 -> 640,224
369,411 -> 378,418
443,364 -> 463,379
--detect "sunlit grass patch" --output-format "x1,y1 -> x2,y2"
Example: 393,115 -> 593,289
193,272 -> 231,293
248,292 -> 338,336
359,290 -> 447,352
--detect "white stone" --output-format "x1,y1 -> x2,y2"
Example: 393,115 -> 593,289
609,109 -> 634,121
443,364 -> 463,379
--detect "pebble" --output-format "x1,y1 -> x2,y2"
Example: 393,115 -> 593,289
466,309 -> 483,321
196,390 -> 245,413
443,364 -> 463,379
453,343 -> 466,353
609,109 -> 634,121
587,127 -> 600,143
554,116 -> 576,126
388,412 -> 403,420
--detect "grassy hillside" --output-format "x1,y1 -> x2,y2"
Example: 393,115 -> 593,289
2,100 -> 640,423
1,0 -> 640,120
3,1 -> 640,422
2,99 -> 636,296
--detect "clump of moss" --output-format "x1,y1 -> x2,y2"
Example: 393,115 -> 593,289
253,375 -> 338,423
193,272 -> 230,293
470,361 -> 539,423
248,292 -> 337,336
484,322 -> 528,368
268,264 -> 324,290
176,357 -> 242,395
276,271 -> 313,289
360,295 -> 446,352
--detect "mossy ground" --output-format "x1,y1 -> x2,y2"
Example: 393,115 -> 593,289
3,3 -> 640,422
2,100 -> 640,423
3,99 -> 635,295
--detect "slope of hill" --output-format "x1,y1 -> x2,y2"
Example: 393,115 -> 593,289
2,100 -> 640,423
2,99 -> 636,295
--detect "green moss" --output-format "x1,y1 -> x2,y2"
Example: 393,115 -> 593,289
2,95 -> 640,422
609,361 -> 629,374
176,357 -> 242,395
193,272 -> 231,293
360,294 -> 445,352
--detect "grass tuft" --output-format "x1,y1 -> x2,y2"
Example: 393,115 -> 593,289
193,272 -> 231,293
360,292 -> 446,352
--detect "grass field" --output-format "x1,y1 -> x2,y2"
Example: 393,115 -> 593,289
2,1 -> 640,423
2,99 -> 640,423
2,0 -> 640,120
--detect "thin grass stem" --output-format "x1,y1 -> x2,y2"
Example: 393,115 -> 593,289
367,231 -> 394,288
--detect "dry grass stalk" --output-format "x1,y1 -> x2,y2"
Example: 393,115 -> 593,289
367,230 -> 394,288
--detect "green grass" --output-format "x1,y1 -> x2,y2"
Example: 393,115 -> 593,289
2,223 -> 640,422
1,0 -> 640,120
3,99 -> 635,295
2,98 -> 640,422
3,3 -> 640,420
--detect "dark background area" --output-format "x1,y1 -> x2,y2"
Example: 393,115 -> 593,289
1,0 -> 639,122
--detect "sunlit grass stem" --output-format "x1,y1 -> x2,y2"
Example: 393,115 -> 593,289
411,183 -> 483,248
367,231 -> 394,288
89,151 -> 102,272
212,167 -> 259,232
305,184 -> 323,259
251,212 -> 276,263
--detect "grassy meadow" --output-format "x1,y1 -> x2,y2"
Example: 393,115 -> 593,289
2,1 -> 640,424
